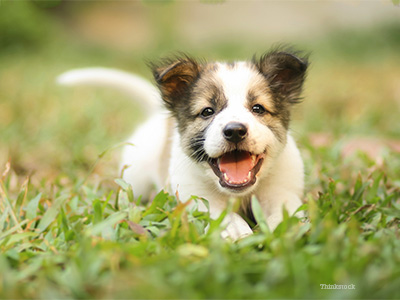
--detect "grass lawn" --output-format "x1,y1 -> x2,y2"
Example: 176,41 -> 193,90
1,2 -> 400,299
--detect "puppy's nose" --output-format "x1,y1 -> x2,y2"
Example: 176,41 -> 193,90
223,122 -> 248,143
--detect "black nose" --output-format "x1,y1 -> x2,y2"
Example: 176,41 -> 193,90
223,122 -> 248,143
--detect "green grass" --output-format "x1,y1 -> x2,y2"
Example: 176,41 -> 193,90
1,2 -> 400,299
1,148 -> 399,299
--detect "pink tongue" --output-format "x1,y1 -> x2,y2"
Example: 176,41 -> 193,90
219,151 -> 253,183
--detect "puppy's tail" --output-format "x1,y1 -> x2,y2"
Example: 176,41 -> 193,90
57,68 -> 162,115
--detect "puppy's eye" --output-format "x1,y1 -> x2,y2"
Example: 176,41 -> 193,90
200,107 -> 215,119
252,104 -> 267,115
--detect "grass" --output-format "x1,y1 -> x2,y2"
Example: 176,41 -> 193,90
1,147 -> 399,299
1,2 -> 400,299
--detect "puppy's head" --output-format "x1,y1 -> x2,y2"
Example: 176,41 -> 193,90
152,50 -> 308,195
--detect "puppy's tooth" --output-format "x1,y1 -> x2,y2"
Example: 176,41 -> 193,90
224,173 -> 229,182
251,155 -> 257,167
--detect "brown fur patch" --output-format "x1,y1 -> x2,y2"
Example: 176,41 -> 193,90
245,71 -> 289,142
189,67 -> 228,117
152,56 -> 201,110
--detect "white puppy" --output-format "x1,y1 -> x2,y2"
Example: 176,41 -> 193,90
58,49 -> 308,240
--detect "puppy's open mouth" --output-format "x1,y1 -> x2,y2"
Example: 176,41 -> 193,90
208,151 -> 265,191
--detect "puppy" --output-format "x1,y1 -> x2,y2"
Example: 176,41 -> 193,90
58,49 -> 308,240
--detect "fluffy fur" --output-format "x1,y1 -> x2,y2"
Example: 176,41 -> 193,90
58,49 -> 309,240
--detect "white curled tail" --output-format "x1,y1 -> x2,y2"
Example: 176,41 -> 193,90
57,67 -> 162,115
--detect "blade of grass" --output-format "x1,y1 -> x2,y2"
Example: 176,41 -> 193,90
37,194 -> 69,233
25,193 -> 42,221
0,219 -> 30,241
16,176 -> 29,219
85,211 -> 127,237
0,181 -> 23,233
251,196 -> 270,234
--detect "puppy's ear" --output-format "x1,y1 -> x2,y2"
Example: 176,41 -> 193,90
151,56 -> 200,110
254,50 -> 308,103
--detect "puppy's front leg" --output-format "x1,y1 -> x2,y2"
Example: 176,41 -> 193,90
220,212 -> 253,240
209,205 -> 253,241
192,199 -> 253,240
261,190 -> 303,231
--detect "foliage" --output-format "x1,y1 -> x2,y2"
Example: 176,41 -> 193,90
0,146 -> 400,298
0,1 -> 58,53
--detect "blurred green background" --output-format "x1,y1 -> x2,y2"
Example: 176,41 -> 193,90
1,0 -> 400,181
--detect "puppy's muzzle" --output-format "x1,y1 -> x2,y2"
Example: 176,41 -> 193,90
223,122 -> 248,144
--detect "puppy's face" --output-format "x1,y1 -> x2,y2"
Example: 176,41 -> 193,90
153,50 -> 308,195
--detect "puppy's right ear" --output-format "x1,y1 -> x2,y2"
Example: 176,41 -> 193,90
151,57 -> 200,110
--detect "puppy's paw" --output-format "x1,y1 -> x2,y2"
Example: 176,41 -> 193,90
266,214 -> 283,232
221,221 -> 253,241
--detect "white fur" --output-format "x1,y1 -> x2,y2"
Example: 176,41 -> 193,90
58,65 -> 304,241
205,64 -> 273,159
120,113 -> 171,197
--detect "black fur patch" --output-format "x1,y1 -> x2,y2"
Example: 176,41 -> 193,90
188,129 -> 209,163
253,48 -> 309,104
249,48 -> 309,131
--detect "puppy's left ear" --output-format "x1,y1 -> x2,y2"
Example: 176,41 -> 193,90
152,56 -> 201,110
254,50 -> 308,103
